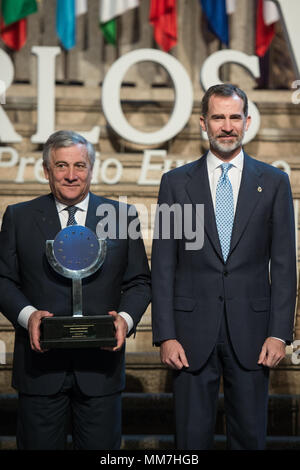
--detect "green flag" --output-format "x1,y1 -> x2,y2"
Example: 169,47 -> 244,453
100,19 -> 117,45
2,0 -> 38,26
99,0 -> 139,45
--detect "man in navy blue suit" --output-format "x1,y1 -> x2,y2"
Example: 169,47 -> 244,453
0,130 -> 151,450
151,84 -> 297,449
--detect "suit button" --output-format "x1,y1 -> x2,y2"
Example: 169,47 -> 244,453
223,271 -> 229,277
218,296 -> 224,302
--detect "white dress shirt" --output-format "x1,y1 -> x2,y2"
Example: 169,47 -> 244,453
206,149 -> 284,344
18,193 -> 133,333
206,149 -> 244,212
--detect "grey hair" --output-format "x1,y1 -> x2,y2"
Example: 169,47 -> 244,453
42,130 -> 96,168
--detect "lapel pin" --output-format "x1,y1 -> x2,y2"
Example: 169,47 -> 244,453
257,186 -> 263,192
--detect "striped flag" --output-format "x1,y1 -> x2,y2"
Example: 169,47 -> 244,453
99,0 -> 139,45
200,0 -> 235,45
256,0 -> 280,57
0,0 -> 38,50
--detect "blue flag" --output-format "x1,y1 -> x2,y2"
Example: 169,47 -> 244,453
200,0 -> 228,45
56,0 -> 76,50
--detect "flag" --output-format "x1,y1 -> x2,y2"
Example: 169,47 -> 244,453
262,0 -> 280,25
149,0 -> 177,52
56,0 -> 87,50
56,0 -> 76,50
200,0 -> 229,45
226,0 -> 236,15
76,0 -> 88,17
0,0 -> 37,50
256,0 -> 280,57
99,0 -> 139,45
1,0 -> 37,25
0,19 -> 27,51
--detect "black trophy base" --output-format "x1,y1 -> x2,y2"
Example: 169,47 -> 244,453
40,315 -> 117,349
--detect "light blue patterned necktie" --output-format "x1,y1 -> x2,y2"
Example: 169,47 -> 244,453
215,163 -> 234,262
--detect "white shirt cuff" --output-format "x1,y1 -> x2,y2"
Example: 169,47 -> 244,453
17,306 -> 37,330
118,311 -> 133,334
271,336 -> 286,344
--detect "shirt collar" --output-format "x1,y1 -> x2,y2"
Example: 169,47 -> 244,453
207,149 -> 244,174
55,193 -> 90,214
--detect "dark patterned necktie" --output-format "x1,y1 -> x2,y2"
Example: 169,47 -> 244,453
66,206 -> 78,226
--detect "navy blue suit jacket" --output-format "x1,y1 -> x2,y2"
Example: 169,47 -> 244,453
151,153 -> 297,371
0,192 -> 151,395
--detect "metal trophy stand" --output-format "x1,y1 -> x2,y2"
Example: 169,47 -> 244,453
40,225 -> 116,349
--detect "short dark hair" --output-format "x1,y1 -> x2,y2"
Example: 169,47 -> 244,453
43,130 -> 96,168
201,84 -> 248,118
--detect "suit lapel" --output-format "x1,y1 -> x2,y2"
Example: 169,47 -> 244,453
186,154 -> 223,260
185,153 -> 264,263
32,192 -> 105,242
85,192 -> 101,231
228,153 -> 263,258
33,194 -> 61,241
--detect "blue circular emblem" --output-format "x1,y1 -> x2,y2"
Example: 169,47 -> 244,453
52,225 -> 100,271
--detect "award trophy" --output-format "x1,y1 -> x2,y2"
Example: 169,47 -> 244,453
40,225 -> 117,349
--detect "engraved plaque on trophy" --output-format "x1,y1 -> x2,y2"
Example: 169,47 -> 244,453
40,225 -> 117,349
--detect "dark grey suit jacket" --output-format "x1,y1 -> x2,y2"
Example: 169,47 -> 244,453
0,192 -> 151,396
151,153 -> 297,371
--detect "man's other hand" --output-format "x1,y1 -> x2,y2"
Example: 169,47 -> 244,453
257,337 -> 286,368
160,339 -> 189,370
28,310 -> 53,353
101,310 -> 128,352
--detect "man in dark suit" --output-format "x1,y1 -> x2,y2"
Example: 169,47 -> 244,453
151,84 -> 297,450
0,130 -> 151,450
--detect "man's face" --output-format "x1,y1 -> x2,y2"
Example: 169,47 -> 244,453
199,93 -> 251,160
43,144 -> 93,205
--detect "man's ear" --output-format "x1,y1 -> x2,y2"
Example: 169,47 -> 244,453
245,115 -> 251,132
43,163 -> 49,180
199,115 -> 207,132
